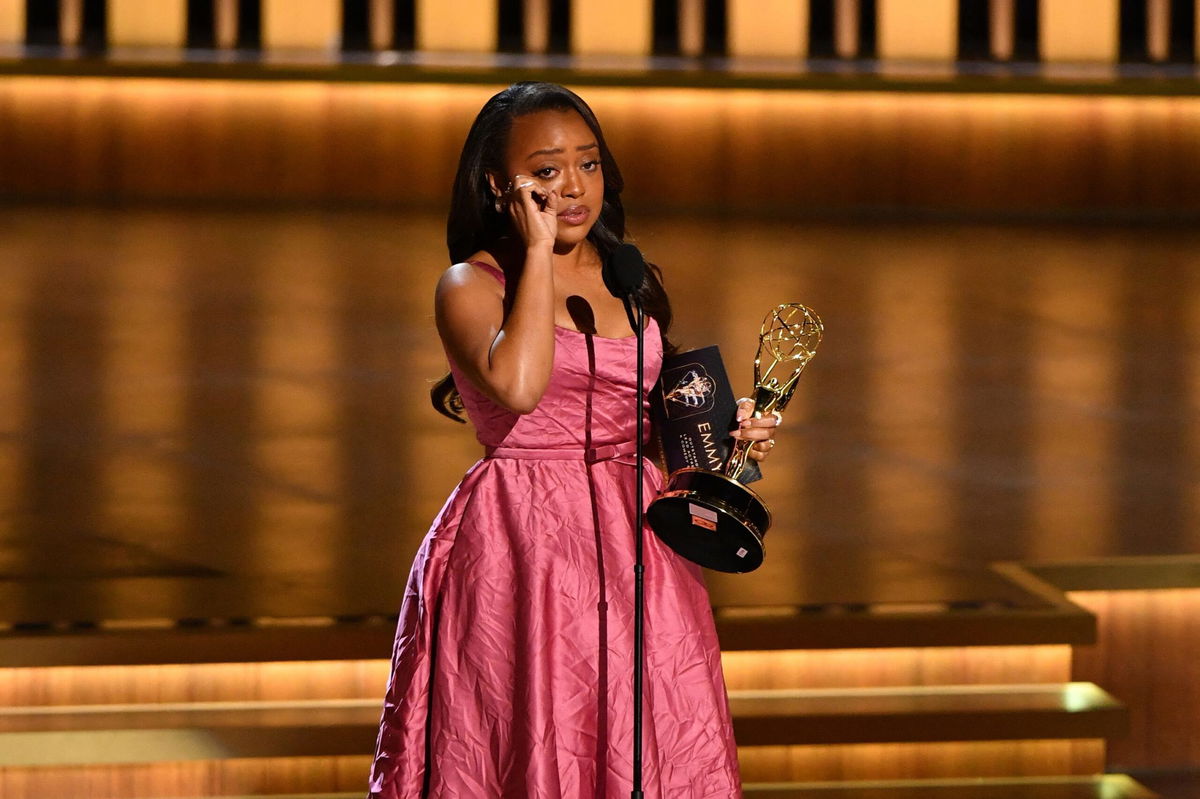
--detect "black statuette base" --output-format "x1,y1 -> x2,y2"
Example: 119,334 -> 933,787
647,468 -> 771,574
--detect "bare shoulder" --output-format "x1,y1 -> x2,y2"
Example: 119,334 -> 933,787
435,258 -> 506,344
436,259 -> 501,302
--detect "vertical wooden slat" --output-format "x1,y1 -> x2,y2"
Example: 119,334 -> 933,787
417,0 -> 497,52
1147,0 -> 1170,61
0,238 -> 29,561
108,0 -> 187,48
1029,261 -> 1118,560
877,0 -> 958,60
368,0 -> 394,50
215,0 -> 238,48
990,0 -> 1015,60
1040,0 -> 1119,62
835,0 -> 861,58
679,0 -> 704,56
60,0 -> 84,46
0,2 -> 24,45
728,0 -> 809,58
261,0 -> 342,51
571,0 -> 652,55
524,0 -> 549,53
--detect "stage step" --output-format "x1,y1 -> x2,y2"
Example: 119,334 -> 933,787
0,565 -> 1093,667
45,775 -> 1155,799
0,682 -> 1124,767
729,683 -> 1126,746
740,775 -> 1159,798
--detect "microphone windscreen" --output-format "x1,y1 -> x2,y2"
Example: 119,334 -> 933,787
604,243 -> 646,298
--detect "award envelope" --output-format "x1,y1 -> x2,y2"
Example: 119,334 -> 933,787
649,345 -> 761,484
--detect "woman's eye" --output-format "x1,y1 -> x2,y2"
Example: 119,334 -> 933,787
535,167 -> 557,178
582,160 -> 600,171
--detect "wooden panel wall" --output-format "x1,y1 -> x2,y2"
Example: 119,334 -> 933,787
1069,588 -> 1200,770
1,77 -> 1199,216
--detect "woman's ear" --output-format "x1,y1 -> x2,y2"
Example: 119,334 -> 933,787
485,171 -> 506,214
485,171 -> 504,200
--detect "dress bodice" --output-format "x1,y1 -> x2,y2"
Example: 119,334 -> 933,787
448,318 -> 663,451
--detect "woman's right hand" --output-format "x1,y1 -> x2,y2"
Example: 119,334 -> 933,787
503,173 -> 559,249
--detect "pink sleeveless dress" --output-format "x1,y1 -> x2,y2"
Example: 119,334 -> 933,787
368,263 -> 741,798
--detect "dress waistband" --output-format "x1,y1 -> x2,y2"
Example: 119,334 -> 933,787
484,441 -> 640,464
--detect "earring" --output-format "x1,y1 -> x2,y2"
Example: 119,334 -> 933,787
493,197 -> 503,213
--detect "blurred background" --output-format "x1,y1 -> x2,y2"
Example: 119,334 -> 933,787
1,1 -> 1199,798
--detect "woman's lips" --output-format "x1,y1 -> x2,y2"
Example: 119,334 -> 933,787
558,205 -> 590,225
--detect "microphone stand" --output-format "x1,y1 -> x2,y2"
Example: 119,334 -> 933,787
620,293 -> 647,799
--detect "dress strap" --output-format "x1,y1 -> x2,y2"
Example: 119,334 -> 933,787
485,441 -> 639,465
466,260 -> 506,285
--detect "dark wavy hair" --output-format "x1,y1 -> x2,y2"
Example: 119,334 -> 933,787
433,82 -> 674,421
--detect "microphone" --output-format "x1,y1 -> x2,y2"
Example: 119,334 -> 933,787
604,242 -> 646,299
603,242 -> 650,798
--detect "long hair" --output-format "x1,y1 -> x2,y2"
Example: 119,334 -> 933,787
433,82 -> 674,421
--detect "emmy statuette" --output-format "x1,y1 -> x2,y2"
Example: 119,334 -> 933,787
647,304 -> 823,573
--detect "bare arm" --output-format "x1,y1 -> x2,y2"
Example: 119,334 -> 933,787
435,178 -> 560,414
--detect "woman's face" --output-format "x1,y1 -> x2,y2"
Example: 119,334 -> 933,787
498,108 -> 604,249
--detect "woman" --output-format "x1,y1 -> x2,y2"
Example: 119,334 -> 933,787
369,82 -> 779,799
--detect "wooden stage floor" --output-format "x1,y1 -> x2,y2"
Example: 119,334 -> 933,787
1,204 -> 1198,630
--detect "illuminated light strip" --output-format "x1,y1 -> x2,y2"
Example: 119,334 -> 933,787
1040,0 -> 1121,63
251,616 -> 339,628
721,646 -> 1074,691
108,0 -> 187,49
571,0 -> 652,56
417,0 -> 498,52
727,0 -> 809,59
262,0 -> 342,52
0,659 -> 393,707
0,1 -> 23,45
98,619 -> 177,631
0,756 -> 373,799
877,0 -> 959,61
736,738 -> 1108,781
0,697 -> 378,715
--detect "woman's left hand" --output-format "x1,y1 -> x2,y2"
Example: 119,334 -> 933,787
731,399 -> 780,462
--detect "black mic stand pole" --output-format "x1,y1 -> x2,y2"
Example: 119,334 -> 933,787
624,293 -> 646,799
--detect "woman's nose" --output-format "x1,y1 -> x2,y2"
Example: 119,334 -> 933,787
560,167 -> 583,198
